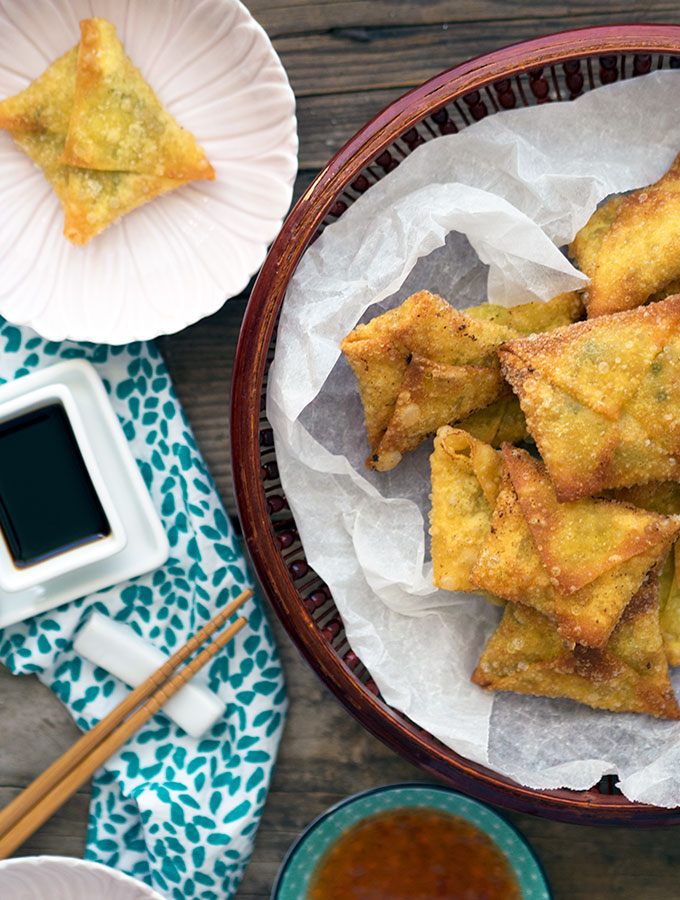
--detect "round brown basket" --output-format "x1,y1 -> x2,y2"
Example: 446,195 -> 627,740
231,23 -> 680,826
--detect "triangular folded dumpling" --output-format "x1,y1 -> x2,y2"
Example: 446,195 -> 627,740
471,574 -> 680,720
0,23 -> 199,244
341,290 -> 582,471
502,300 -> 677,420
569,152 -> 680,317
470,446 -> 680,647
62,18 -> 214,181
500,295 -> 680,500
429,427 -> 503,594
342,291 -> 514,471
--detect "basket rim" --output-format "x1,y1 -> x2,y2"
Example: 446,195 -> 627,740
230,23 -> 680,824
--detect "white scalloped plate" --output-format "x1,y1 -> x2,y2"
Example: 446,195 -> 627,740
0,856 -> 166,899
0,0 -> 298,344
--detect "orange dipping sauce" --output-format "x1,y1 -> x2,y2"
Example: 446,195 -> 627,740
306,806 -> 521,900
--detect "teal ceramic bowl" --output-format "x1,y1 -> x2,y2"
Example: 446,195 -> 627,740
272,783 -> 551,899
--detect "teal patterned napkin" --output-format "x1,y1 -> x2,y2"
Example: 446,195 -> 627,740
0,322 -> 287,900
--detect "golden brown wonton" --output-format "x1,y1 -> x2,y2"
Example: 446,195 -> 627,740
470,445 -> 680,647
0,18 -> 212,244
429,427 -> 503,594
342,291 -> 512,471
500,295 -> 680,501
471,573 -> 680,720
341,290 -> 582,471
569,152 -> 680,318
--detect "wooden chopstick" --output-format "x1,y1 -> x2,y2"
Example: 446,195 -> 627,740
0,588 -> 252,858
0,615 -> 247,859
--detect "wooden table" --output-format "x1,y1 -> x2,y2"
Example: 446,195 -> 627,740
5,2 -> 680,898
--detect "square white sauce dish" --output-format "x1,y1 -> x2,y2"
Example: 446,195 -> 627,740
0,359 -> 169,627
0,380 -> 126,592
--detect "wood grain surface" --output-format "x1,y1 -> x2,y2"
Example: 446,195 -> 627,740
5,2 -> 680,899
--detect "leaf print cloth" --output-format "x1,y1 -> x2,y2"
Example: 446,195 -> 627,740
0,322 -> 287,900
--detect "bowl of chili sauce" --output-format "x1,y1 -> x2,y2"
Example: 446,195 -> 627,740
271,783 -> 550,900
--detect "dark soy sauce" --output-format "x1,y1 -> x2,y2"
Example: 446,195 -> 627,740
0,403 -> 110,567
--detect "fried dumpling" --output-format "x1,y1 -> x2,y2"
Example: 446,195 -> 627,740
470,445 -> 680,647
570,152 -> 680,317
430,427 -> 503,594
500,295 -> 680,501
471,573 -> 680,720
0,22 -> 198,244
62,18 -> 214,181
341,291 -> 514,471
341,290 -> 582,471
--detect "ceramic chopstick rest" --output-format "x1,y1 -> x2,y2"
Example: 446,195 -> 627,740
73,611 -> 226,738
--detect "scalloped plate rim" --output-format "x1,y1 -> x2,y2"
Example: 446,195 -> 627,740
0,854 -> 168,898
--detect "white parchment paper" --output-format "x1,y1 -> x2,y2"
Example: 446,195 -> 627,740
267,70 -> 680,806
